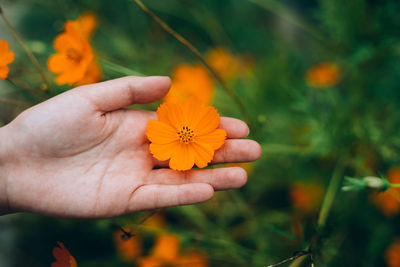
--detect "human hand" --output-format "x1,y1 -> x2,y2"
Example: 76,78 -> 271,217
0,76 -> 261,218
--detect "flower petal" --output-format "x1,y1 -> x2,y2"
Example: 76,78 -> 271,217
191,142 -> 214,168
195,129 -> 226,150
0,51 -> 14,65
0,65 -> 10,79
54,61 -> 89,85
0,40 -> 10,54
48,53 -> 74,74
191,106 -> 220,135
146,120 -> 177,144
149,142 -> 179,161
54,32 -> 82,53
169,143 -> 195,171
156,103 -> 186,130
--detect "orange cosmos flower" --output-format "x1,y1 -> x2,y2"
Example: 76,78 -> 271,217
48,12 -> 101,85
146,101 -> 226,171
76,61 -> 102,86
0,40 -> 15,79
371,167 -> 400,216
51,242 -> 77,267
138,234 -> 208,267
164,64 -> 214,105
70,12 -> 98,39
385,238 -> 400,267
306,62 -> 340,88
290,182 -> 324,212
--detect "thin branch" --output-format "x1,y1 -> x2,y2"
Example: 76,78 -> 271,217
0,97 -> 31,108
117,209 -> 160,240
317,156 -> 347,227
0,6 -> 50,91
267,250 -> 312,267
132,0 -> 251,124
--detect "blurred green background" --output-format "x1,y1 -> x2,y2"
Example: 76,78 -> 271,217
1,0 -> 400,266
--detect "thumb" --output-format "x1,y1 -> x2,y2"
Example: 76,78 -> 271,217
77,76 -> 171,112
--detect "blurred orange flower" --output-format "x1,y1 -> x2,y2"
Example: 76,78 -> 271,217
113,229 -> 142,262
51,242 -> 77,267
372,167 -> 400,216
146,101 -> 226,171
164,64 -> 214,105
206,47 -> 252,80
138,234 -> 207,267
0,40 -> 15,79
48,12 -> 101,85
290,182 -> 324,212
385,238 -> 400,267
306,62 -> 340,88
70,12 -> 98,39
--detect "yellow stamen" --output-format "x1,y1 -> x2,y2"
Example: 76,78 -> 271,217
177,126 -> 194,144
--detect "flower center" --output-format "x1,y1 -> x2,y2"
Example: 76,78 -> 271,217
66,48 -> 82,62
177,126 -> 194,144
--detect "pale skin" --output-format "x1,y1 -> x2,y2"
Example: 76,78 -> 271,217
0,76 -> 261,218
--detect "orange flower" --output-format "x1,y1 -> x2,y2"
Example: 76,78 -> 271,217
51,242 -> 77,267
70,12 -> 98,39
138,234 -> 207,267
0,40 -> 15,79
76,61 -> 102,86
48,12 -> 101,85
306,62 -> 340,88
206,47 -> 253,80
113,229 -> 142,262
164,64 -> 214,105
372,167 -> 400,216
290,182 -> 324,212
207,47 -> 240,79
385,238 -> 400,267
146,101 -> 226,171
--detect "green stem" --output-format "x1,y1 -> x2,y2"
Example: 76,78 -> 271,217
132,0 -> 252,124
390,184 -> 400,188
0,6 -> 51,91
317,156 -> 347,228
98,58 -> 145,77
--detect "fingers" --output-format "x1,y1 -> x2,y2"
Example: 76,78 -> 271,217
78,76 -> 171,112
211,139 -> 261,164
147,167 -> 248,190
154,139 -> 261,167
127,183 -> 214,212
219,117 -> 249,139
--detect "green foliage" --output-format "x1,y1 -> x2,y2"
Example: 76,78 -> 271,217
1,0 -> 400,266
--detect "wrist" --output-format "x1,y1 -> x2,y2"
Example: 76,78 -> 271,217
0,125 -> 11,215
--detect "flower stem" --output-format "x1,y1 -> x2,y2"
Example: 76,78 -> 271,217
132,0 -> 252,124
0,6 -> 50,91
317,156 -> 347,228
390,183 -> 400,188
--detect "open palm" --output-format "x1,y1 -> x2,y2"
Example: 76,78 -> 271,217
1,76 -> 261,218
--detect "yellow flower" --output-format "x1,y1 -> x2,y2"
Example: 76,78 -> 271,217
0,40 -> 15,79
306,62 -> 340,88
163,64 -> 214,105
146,101 -> 226,171
51,242 -> 77,267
